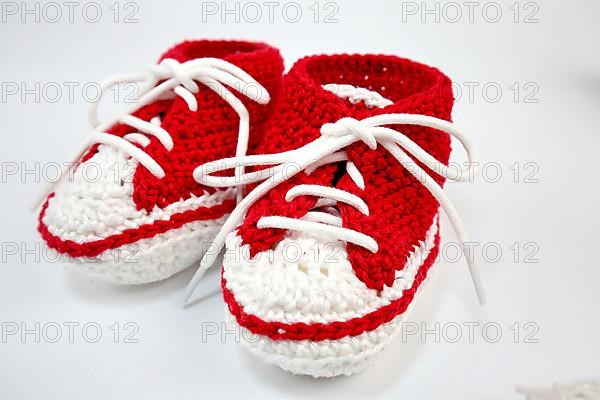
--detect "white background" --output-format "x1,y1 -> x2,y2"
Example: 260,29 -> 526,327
1,0 -> 599,398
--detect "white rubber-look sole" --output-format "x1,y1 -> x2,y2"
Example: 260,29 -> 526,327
58,215 -> 227,284
225,250 -> 439,378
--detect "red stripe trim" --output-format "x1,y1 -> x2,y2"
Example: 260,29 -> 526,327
38,194 -> 235,258
222,234 -> 439,341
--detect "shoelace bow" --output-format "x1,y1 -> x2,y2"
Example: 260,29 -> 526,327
183,113 -> 486,305
33,57 -> 270,209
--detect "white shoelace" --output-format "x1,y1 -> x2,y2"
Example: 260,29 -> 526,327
33,57 -> 270,209
183,113 -> 486,305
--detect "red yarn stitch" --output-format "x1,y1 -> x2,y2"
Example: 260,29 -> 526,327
237,54 -> 453,292
223,232 -> 440,341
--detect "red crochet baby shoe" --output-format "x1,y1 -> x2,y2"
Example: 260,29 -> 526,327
187,54 -> 485,377
36,40 -> 283,284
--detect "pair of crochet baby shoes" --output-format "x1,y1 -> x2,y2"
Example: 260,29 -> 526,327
36,39 -> 484,378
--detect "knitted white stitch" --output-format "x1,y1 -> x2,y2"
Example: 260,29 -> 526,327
51,214 -> 226,284
223,215 -> 437,324
63,216 -> 226,285
225,309 -> 398,377
43,144 -> 235,244
225,249 -> 441,378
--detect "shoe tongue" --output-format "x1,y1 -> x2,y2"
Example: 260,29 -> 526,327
260,65 -> 397,158
250,73 -> 395,194
156,40 -> 282,94
124,41 -> 256,130
134,39 -> 282,141
255,70 -> 382,156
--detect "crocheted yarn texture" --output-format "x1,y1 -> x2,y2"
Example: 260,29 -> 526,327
221,54 -> 454,377
37,40 -> 283,283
